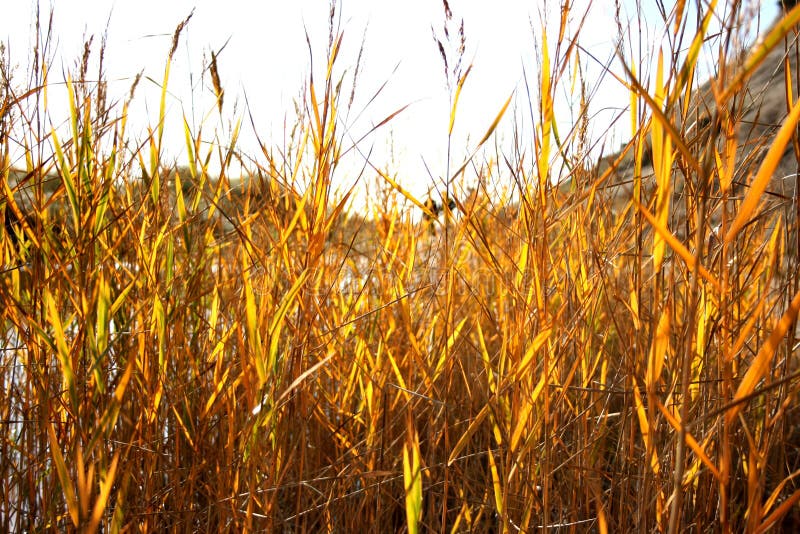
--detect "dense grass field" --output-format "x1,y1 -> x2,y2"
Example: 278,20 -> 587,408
2,1 -> 800,531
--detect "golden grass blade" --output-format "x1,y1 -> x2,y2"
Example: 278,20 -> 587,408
672,0 -> 716,112
209,50 -> 224,115
403,422 -> 423,534
203,366 -> 231,418
635,200 -> 721,291
761,468 -> 800,520
309,79 -> 323,146
592,479 -> 609,534
673,0 -> 686,35
629,63 -> 639,137
652,50 -> 674,274
509,396 -> 535,454
379,168 -> 437,218
433,316 -> 468,378
75,447 -> 88,521
87,451 -> 120,534
47,422 -> 79,527
242,250 -> 264,384
487,447 -> 504,516
51,128 -> 79,234
449,65 -> 472,135
45,290 -> 75,402
692,287 -> 711,400
157,52 -> 175,148
276,351 -> 334,405
725,288 -> 800,425
646,307 -> 670,392
618,60 -> 701,174
538,29 -> 552,192
267,268 -> 310,375
478,92 -> 514,148
182,116 -> 198,179
66,75 -> 79,145
656,401 -> 722,482
446,92 -> 514,182
515,328 -> 552,380
447,404 -> 490,466
756,487 -> 800,534
630,289 -> 641,330
725,97 -> 800,243
719,3 -> 800,103
633,383 -> 660,475
109,280 -> 135,317
175,168 -> 187,224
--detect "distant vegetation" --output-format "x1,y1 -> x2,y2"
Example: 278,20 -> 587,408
2,1 -> 800,532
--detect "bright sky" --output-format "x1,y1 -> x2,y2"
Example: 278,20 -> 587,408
2,1 -> 781,199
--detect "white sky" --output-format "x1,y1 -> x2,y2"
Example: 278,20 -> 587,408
2,1 -> 781,200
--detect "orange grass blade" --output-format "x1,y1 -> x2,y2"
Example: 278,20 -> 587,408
656,401 -> 722,482
276,351 -> 334,405
45,291 -> 75,402
2,179 -> 42,249
719,4 -> 800,103
478,92 -> 513,147
652,50 -> 674,274
448,92 -> 514,182
761,468 -> 800,521
242,250 -> 264,384
433,316 -> 468,379
725,96 -> 800,243
447,404 -> 490,466
725,288 -> 800,425
633,383 -> 660,475
268,268 -> 310,375
618,60 -> 701,174
449,65 -> 472,134
487,448 -> 504,515
635,199 -> 721,291
671,0 -> 716,110
87,451 -> 120,534
47,422 -> 79,527
646,307 -> 670,391
379,169 -> 437,218
756,487 -> 800,534
515,328 -> 552,380
509,398 -> 534,454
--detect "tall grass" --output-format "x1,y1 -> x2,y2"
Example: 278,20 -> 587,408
1,0 -> 800,531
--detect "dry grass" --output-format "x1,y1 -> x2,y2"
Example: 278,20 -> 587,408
2,1 -> 800,532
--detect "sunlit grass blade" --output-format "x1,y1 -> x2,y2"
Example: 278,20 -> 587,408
725,288 -> 800,425
403,421 -> 423,534
719,3 -> 800,103
646,307 -> 670,392
447,404 -> 490,466
267,268 -> 310,376
634,199 -> 721,291
725,96 -> 800,243
656,401 -> 721,482
47,422 -> 79,527
487,447 -> 504,517
87,451 -> 120,534
449,65 -> 472,135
